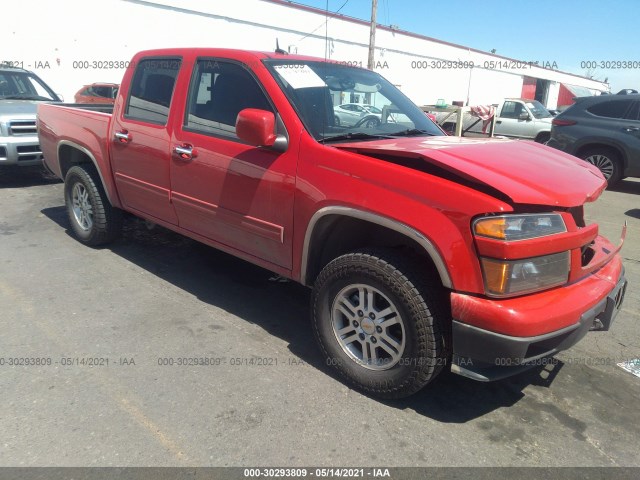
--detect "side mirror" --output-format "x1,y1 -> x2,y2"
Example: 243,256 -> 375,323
519,111 -> 530,121
236,108 -> 279,147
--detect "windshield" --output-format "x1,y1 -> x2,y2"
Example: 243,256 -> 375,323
525,100 -> 552,119
0,71 -> 59,101
265,60 -> 443,142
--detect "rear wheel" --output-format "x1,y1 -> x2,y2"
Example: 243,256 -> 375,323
581,147 -> 623,185
312,249 -> 447,399
357,117 -> 380,129
64,165 -> 122,245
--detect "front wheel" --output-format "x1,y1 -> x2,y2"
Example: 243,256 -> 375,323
64,165 -> 122,246
312,250 -> 447,399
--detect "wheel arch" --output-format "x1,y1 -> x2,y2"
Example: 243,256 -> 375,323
301,206 -> 452,289
58,140 -> 117,206
575,141 -> 628,170
534,130 -> 551,143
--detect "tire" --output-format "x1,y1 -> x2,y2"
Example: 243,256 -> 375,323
535,132 -> 550,144
334,115 -> 341,126
357,117 -> 380,129
580,147 -> 623,185
64,164 -> 122,246
311,249 -> 447,399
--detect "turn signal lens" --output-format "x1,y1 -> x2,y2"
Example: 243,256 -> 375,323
474,214 -> 566,241
480,251 -> 570,297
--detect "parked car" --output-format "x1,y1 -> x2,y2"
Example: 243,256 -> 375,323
0,66 -> 60,169
74,83 -> 119,104
547,92 -> 640,184
38,48 -> 626,399
441,98 -> 554,142
333,103 -> 383,127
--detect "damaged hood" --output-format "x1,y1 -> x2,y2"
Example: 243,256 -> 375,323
334,136 -> 606,207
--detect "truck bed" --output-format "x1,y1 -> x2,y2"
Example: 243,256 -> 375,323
37,102 -> 114,183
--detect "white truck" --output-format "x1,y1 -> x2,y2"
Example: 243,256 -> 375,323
437,98 -> 554,143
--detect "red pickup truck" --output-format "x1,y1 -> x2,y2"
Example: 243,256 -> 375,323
38,48 -> 627,398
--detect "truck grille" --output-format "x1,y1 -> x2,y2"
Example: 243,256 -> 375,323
17,145 -> 42,161
9,120 -> 38,135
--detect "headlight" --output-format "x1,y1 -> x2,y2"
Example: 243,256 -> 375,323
480,252 -> 570,297
474,213 -> 566,241
474,213 -> 570,297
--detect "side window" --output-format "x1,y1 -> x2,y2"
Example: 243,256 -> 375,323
125,58 -> 181,125
500,101 -> 523,119
587,100 -> 633,119
184,60 -> 273,139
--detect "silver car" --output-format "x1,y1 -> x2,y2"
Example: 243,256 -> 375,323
333,103 -> 383,128
0,66 -> 60,169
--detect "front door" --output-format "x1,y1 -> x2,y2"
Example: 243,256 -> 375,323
170,59 -> 296,269
496,100 -> 534,139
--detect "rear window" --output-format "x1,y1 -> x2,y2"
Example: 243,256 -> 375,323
586,99 -> 634,119
125,58 -> 181,124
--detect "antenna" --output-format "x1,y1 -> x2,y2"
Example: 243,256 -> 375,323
275,39 -> 288,55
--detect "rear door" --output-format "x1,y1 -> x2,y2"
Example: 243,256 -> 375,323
586,98 -> 640,175
621,100 -> 640,174
170,58 -> 296,269
110,57 -> 181,223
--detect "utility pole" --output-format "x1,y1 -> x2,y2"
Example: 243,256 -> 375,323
367,0 -> 378,70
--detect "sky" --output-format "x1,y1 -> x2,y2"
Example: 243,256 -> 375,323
290,0 -> 640,92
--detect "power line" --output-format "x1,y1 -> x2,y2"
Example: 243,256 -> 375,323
298,0 -> 350,41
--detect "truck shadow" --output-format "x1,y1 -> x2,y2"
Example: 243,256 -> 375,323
42,206 -> 562,422
610,179 -> 640,195
0,167 -> 61,188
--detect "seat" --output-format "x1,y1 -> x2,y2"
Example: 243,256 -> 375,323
207,73 -> 271,126
142,74 -> 175,106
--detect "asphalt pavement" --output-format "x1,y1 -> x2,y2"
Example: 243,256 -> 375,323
0,167 -> 638,467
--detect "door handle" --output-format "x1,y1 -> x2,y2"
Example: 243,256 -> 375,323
114,130 -> 131,143
623,126 -> 640,132
173,144 -> 198,161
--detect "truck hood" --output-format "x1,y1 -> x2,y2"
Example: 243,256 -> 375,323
334,136 -> 606,207
0,100 -> 39,116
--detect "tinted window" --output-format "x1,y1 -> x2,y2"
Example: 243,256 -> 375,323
624,101 -> 640,121
125,58 -> 181,124
500,101 -> 524,119
184,60 -> 273,139
587,100 -> 633,119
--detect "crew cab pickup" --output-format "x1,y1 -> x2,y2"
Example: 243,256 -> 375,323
38,48 -> 627,398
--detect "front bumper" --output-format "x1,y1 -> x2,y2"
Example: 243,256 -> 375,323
0,135 -> 44,167
450,261 -> 627,382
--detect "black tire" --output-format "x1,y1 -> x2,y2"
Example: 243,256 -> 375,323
535,132 -> 550,144
64,164 -> 122,246
580,147 -> 623,185
334,115 -> 341,126
311,249 -> 447,399
357,116 -> 380,129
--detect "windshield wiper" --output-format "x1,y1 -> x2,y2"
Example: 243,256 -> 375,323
388,128 -> 439,137
321,132 -> 392,143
